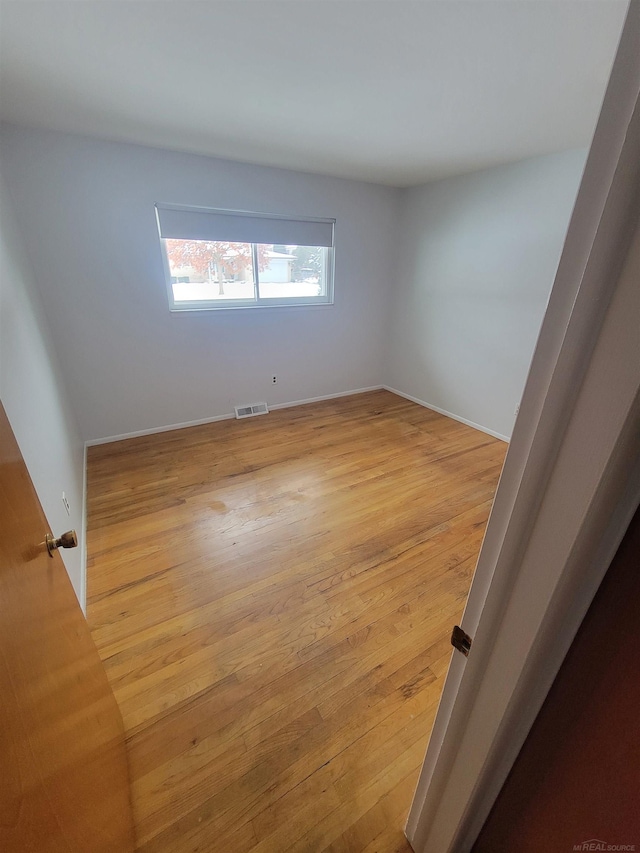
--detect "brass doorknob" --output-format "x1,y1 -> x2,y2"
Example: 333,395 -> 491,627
45,530 -> 78,557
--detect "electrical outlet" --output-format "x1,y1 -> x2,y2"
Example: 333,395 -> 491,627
62,492 -> 71,516
272,375 -> 277,384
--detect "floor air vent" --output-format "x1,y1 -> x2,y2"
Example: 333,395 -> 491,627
234,402 -> 269,419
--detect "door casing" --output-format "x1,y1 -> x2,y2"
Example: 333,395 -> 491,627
407,5 -> 640,850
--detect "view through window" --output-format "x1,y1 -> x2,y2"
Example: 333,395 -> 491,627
166,240 -> 328,303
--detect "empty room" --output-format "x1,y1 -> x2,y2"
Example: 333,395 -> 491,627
2,2 -> 638,853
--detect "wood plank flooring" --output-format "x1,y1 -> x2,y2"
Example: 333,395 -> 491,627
86,390 -> 507,853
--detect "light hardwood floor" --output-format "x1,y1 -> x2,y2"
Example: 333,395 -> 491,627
86,390 -> 506,853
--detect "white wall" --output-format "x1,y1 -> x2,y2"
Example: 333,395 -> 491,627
0,165 -> 85,605
384,150 -> 587,439
0,125 -> 400,442
0,124 -> 587,457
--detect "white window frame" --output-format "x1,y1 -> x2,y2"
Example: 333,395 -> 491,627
156,203 -> 335,312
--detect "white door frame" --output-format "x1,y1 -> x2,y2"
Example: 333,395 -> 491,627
406,5 -> 640,851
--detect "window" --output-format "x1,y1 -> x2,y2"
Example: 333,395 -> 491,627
155,204 -> 335,311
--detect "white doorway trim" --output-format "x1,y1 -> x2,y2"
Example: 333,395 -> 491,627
406,5 -> 640,851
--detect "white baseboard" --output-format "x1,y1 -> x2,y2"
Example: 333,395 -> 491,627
269,385 -> 383,412
84,385 -> 508,448
84,386 -> 385,447
383,385 -> 510,442
85,411 -> 236,447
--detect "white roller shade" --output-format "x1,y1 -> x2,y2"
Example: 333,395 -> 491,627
156,204 -> 334,248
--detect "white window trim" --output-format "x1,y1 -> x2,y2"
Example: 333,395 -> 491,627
156,204 -> 335,312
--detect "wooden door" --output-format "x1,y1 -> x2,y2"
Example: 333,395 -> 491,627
0,403 -> 135,852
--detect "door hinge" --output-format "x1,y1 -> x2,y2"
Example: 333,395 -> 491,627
451,625 -> 472,657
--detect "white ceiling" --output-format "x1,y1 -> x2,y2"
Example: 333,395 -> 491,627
0,1 -> 628,187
